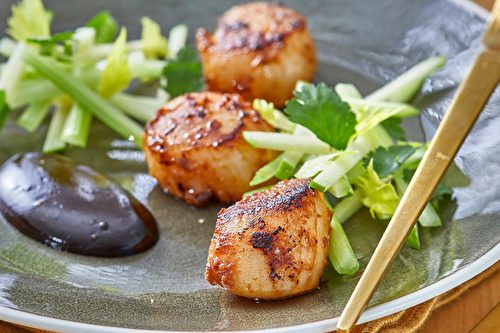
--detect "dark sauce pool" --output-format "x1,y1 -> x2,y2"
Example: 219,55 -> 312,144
0,152 -> 159,257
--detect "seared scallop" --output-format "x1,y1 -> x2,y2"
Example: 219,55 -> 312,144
196,2 -> 317,108
143,91 -> 278,207
205,178 -> 332,300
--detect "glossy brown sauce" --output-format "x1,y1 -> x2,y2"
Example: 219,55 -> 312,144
0,153 -> 159,257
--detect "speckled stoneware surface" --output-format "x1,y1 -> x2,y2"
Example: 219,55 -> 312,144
0,0 -> 498,331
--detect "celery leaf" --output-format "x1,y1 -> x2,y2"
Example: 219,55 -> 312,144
85,10 -> 118,44
284,82 -> 356,150
140,16 -> 168,59
162,46 -> 204,98
364,145 -> 417,178
98,27 -> 132,98
6,0 -> 51,41
355,160 -> 400,220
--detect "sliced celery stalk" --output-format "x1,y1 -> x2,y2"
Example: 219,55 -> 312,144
311,126 -> 392,192
327,175 -> 352,198
249,153 -> 283,186
0,41 -> 26,106
23,47 -> 144,147
61,103 -> 92,147
43,103 -> 70,153
333,189 -> 364,224
335,83 -> 363,99
329,214 -> 359,275
406,224 -> 421,250
110,92 -> 166,122
275,150 -> 303,180
9,78 -> 60,109
0,37 -> 16,57
365,56 -> 447,103
16,99 -> 52,132
168,24 -> 188,58
243,131 -> 336,154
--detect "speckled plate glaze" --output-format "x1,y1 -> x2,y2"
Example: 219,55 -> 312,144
0,0 -> 498,332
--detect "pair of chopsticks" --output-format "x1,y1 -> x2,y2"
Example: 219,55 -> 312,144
336,1 -> 500,332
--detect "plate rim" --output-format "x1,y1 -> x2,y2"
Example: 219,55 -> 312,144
0,0 -> 494,332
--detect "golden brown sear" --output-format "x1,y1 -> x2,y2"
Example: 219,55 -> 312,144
143,91 -> 278,207
205,178 -> 332,300
196,2 -> 317,108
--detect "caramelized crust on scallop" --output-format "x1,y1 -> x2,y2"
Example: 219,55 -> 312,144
205,178 -> 332,300
143,91 -> 278,207
196,2 -> 317,108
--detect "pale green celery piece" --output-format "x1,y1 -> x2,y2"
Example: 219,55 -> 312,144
9,78 -> 60,109
43,102 -> 70,153
275,150 -> 303,180
327,175 -> 352,198
0,41 -> 26,105
329,214 -> 359,275
333,189 -> 363,224
401,146 -> 426,170
393,169 -> 441,227
406,224 -> 421,250
310,126 -> 391,192
167,24 -> 189,58
71,27 -> 96,55
129,53 -> 166,79
346,162 -> 366,183
295,151 -> 357,179
294,80 -> 309,92
140,16 -> 168,59
335,83 -> 363,99
72,41 -> 143,66
23,47 -> 144,147
344,98 -> 419,119
110,92 -> 167,122
0,37 -> 16,57
242,131 -> 336,154
365,56 -> 447,103
6,0 -> 51,41
249,153 -> 283,186
252,98 -> 296,132
242,184 -> 274,198
61,103 -> 92,147
16,99 -> 52,132
98,28 -> 132,98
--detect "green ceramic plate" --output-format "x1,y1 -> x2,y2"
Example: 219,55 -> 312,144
0,0 -> 499,332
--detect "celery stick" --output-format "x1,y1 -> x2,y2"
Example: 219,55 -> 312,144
393,169 -> 441,227
167,24 -> 188,58
406,224 -> 421,250
23,48 -> 144,147
43,103 -> 70,153
344,97 -> 419,119
16,99 -> 52,132
249,153 -> 283,186
365,56 -> 446,103
0,37 -> 16,57
329,214 -> 359,275
0,91 -> 9,131
0,42 -> 26,106
110,92 -> 165,122
10,78 -> 60,109
275,150 -> 303,180
243,131 -> 336,154
335,83 -> 363,99
61,103 -> 92,147
327,175 -> 352,198
310,126 -> 391,192
333,189 -> 364,224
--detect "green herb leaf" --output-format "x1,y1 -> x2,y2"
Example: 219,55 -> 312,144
364,145 -> 417,178
27,31 -> 75,45
85,10 -> 118,44
0,91 -> 10,131
284,82 -> 357,150
381,117 -> 407,141
162,46 -> 204,98
403,169 -> 453,200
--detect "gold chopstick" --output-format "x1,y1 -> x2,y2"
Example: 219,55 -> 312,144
336,2 -> 500,332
